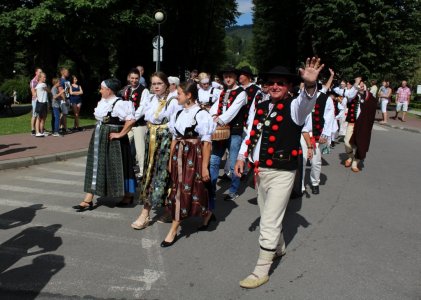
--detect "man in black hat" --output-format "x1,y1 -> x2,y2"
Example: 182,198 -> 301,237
237,66 -> 263,127
206,67 -> 247,222
234,57 -> 324,289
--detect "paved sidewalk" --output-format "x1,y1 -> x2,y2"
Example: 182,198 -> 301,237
0,129 -> 93,170
374,109 -> 421,133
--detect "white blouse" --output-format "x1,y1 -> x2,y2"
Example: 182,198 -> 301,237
169,104 -> 216,142
94,96 -> 135,122
144,93 -> 182,124
198,87 -> 222,105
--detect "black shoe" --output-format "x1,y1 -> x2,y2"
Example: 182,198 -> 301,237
160,235 -> 178,248
311,186 -> 320,195
198,214 -> 216,231
72,201 -> 93,211
115,196 -> 134,207
218,173 -> 231,181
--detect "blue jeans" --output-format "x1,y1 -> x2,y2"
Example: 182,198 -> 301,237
52,107 -> 60,133
209,134 -> 242,209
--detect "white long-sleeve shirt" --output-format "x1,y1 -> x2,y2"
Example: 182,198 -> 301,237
208,86 -> 247,125
133,88 -> 151,121
238,88 -> 317,162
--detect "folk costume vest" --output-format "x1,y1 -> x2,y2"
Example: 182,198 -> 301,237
346,96 -> 359,124
311,92 -> 328,141
244,84 -> 261,125
174,109 -> 204,139
123,84 -> 146,126
103,98 -> 125,126
216,86 -> 246,135
244,97 -> 303,171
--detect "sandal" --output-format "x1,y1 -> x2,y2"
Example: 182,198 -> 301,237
131,214 -> 150,230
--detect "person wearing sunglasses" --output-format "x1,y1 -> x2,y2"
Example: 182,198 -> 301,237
234,57 -> 324,289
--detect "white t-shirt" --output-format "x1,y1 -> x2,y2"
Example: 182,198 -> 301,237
35,83 -> 48,103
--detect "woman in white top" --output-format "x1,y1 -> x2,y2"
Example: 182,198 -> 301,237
160,81 -> 215,247
73,78 -> 136,211
131,72 -> 182,230
35,72 -> 49,137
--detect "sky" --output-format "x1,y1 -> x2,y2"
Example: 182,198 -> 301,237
236,0 -> 253,25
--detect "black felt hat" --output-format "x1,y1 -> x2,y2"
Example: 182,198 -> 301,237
218,65 -> 238,78
259,66 -> 300,84
237,66 -> 255,78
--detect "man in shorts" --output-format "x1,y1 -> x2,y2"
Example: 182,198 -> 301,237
391,80 -> 411,122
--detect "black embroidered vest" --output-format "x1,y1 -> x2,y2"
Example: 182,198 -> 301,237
174,108 -> 204,139
216,86 -> 246,135
123,84 -> 146,126
244,84 -> 261,126
346,96 -> 359,123
311,92 -> 328,141
245,97 -> 303,171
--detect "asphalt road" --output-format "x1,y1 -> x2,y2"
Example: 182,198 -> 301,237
0,124 -> 420,300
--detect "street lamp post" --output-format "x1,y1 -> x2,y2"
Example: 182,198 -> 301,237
154,10 -> 165,72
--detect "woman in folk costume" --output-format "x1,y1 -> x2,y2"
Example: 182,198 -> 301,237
131,72 -> 182,229
73,78 -> 136,211
160,81 -> 215,247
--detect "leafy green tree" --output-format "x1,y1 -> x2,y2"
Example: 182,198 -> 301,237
0,0 -> 238,113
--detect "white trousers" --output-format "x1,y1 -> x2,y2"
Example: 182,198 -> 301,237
256,168 -> 295,250
300,136 -> 322,189
128,125 -> 147,176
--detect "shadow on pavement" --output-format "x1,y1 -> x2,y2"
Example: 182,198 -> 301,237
0,224 -> 64,299
0,146 -> 37,157
0,204 -> 45,230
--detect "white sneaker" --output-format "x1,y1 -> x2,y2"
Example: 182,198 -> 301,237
35,133 -> 44,137
53,132 -> 61,137
43,131 -> 51,136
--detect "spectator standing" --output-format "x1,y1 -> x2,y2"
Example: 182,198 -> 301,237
136,65 -> 147,88
69,75 -> 84,131
30,67 -> 42,135
34,72 -> 49,137
391,80 -> 411,122
369,80 -> 378,98
50,78 -> 62,136
378,81 -> 392,124
58,68 -> 71,134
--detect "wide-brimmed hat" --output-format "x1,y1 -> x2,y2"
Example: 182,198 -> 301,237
218,65 -> 238,78
237,66 -> 255,78
259,66 -> 300,84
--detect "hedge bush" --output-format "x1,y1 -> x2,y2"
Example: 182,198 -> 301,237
0,76 -> 30,103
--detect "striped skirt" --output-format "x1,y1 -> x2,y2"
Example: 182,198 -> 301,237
84,123 -> 136,197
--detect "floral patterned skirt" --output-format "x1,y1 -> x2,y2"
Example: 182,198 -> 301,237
166,138 -> 210,221
139,123 -> 171,208
84,123 -> 136,197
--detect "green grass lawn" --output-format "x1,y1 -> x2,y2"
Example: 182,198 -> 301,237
0,105 -> 96,135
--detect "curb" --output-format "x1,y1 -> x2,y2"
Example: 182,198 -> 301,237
0,148 -> 88,171
375,121 -> 421,134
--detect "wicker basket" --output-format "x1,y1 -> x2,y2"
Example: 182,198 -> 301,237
212,125 -> 231,141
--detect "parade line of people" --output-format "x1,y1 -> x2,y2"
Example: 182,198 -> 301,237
70,57 -> 378,289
